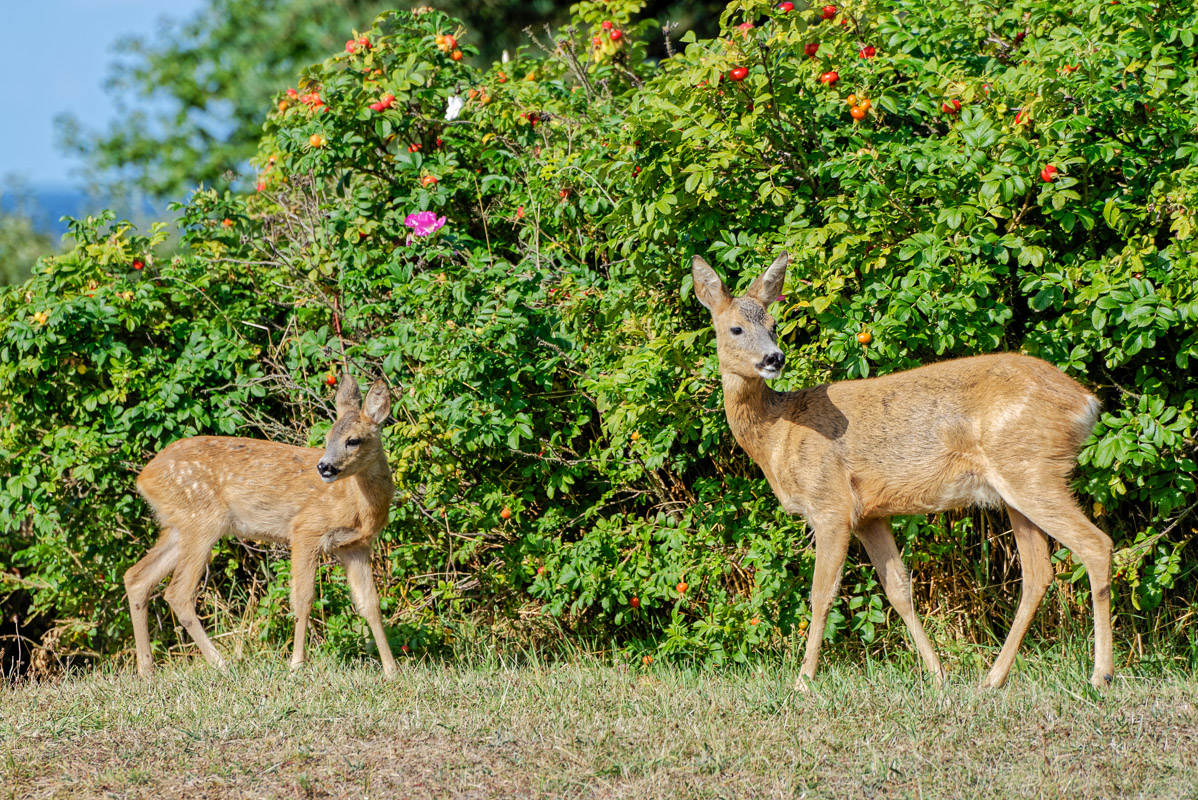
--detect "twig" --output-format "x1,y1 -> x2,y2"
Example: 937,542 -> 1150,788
662,22 -> 678,58
1099,365 -> 1144,401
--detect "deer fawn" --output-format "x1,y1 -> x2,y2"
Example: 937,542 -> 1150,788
691,252 -> 1114,689
124,375 -> 398,678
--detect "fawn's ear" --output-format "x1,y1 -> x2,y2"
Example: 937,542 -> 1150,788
691,255 -> 733,313
362,379 -> 391,426
335,374 -> 362,418
745,251 -> 789,306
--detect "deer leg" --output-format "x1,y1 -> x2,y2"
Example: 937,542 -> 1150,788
796,522 -> 852,690
855,517 -> 945,684
124,527 -> 181,677
1003,491 -> 1114,689
289,540 -> 321,672
981,506 -> 1053,689
162,537 -> 226,671
336,545 -> 397,678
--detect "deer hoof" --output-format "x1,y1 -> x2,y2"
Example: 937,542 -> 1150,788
979,672 -> 1007,690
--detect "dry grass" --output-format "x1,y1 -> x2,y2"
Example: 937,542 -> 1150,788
2,646 -> 1196,800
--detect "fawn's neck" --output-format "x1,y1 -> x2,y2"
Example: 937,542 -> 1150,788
347,455 -> 394,533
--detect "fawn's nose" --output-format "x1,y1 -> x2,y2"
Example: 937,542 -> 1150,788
762,351 -> 785,370
317,461 -> 341,481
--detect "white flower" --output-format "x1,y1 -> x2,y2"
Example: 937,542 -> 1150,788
445,95 -> 464,121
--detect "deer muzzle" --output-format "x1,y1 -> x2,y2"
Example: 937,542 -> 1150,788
316,461 -> 341,483
757,350 -> 785,379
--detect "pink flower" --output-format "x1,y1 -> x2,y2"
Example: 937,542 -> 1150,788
403,211 -> 446,237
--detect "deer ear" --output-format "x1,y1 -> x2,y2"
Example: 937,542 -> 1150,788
691,255 -> 732,313
746,251 -> 789,305
361,379 -> 391,426
335,374 -> 362,418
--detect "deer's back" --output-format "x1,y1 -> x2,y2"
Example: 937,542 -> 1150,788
823,353 -> 1097,450
137,435 -> 326,543
770,353 -> 1099,518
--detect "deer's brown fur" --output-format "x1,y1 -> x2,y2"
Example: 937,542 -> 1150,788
124,375 -> 398,678
691,251 -> 1114,689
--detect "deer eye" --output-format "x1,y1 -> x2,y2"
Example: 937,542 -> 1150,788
346,437 -> 361,447
730,326 -> 744,335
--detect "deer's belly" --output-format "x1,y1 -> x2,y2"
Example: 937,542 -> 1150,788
224,497 -> 302,544
864,470 -> 1004,516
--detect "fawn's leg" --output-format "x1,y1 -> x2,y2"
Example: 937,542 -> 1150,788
162,535 -> 226,670
124,527 -> 181,676
337,544 -> 397,678
289,539 -> 321,671
856,517 -> 945,684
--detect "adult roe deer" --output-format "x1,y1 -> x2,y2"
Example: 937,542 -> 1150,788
690,251 -> 1114,689
124,375 -> 398,677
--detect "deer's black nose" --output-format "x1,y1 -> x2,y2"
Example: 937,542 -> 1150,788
763,351 -> 785,369
317,462 -> 340,480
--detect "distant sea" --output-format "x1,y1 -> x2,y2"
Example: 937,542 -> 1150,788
1,185 -> 172,242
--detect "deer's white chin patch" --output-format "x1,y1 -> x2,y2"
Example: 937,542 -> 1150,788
757,365 -> 782,380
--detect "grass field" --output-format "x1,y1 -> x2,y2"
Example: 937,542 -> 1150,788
3,644 -> 1197,800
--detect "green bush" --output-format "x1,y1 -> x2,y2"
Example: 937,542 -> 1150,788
2,0 -> 1195,674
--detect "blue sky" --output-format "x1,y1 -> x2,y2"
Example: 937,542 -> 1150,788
0,0 -> 205,190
